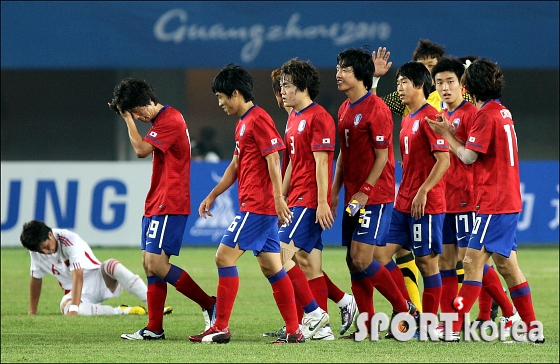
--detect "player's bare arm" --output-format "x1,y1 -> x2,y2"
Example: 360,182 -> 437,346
199,155 -> 239,218
350,147 -> 388,208
66,268 -> 84,316
411,151 -> 450,219
115,109 -> 155,158
330,152 -> 344,218
281,160 -> 293,200
313,151 -> 334,230
265,152 -> 293,226
28,276 -> 42,315
426,115 -> 478,164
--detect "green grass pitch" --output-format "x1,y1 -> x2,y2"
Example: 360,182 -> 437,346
1,245 -> 558,363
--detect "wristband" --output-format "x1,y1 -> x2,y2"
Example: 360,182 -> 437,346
372,76 -> 380,88
68,304 -> 79,313
359,182 -> 374,196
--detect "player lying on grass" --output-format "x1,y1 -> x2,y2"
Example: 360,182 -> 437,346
20,219 -> 171,316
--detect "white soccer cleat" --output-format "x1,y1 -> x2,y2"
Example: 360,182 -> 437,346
121,327 -> 165,340
339,295 -> 358,335
311,325 -> 335,341
500,310 -> 521,338
202,297 -> 217,331
301,310 -> 329,339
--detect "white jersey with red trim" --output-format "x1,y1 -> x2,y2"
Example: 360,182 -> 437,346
29,229 -> 102,291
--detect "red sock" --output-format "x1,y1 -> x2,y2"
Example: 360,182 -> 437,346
165,265 -> 214,309
452,280 -> 482,332
368,264 -> 408,312
214,266 -> 239,329
482,265 -> 514,317
308,275 -> 329,312
477,287 -> 492,320
422,273 -> 442,316
351,273 -> 374,331
287,266 -> 317,310
385,260 -> 411,302
440,269 -> 458,314
146,277 -> 167,333
269,269 -> 299,334
323,270 -> 345,303
509,281 -> 537,330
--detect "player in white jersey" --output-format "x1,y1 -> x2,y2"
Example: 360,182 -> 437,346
20,220 -> 167,316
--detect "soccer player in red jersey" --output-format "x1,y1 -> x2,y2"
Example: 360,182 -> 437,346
331,48 -> 420,339
109,78 -> 216,340
373,62 -> 450,333
428,59 -> 543,343
20,220 -> 151,316
430,57 -> 519,331
261,68 -> 357,339
190,64 -> 303,344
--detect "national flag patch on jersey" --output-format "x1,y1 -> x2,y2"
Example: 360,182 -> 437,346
149,131 -> 158,137
271,138 -> 278,145
376,136 -> 384,141
437,139 -> 444,145
322,138 -> 330,144
469,136 -> 476,142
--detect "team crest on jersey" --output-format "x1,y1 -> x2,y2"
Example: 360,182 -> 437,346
298,120 -> 306,133
412,119 -> 420,133
453,118 -> 461,127
354,114 -> 362,126
239,124 -> 246,137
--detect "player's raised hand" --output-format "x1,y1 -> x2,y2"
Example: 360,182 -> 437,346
372,47 -> 392,77
198,196 -> 215,219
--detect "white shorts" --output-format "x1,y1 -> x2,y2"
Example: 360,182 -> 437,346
59,268 -> 123,313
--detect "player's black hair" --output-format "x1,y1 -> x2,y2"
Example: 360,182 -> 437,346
412,39 -> 445,62
462,58 -> 505,102
212,63 -> 254,102
271,68 -> 282,95
431,57 -> 466,83
109,78 -> 158,114
337,47 -> 374,90
396,61 -> 432,99
20,220 -> 52,253
280,58 -> 321,101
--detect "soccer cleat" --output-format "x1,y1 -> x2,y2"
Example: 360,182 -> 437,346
437,326 -> 460,342
503,333 -> 545,344
189,325 -> 231,344
311,325 -> 335,341
262,326 -> 286,337
270,330 -> 305,344
385,301 -> 419,339
500,310 -> 521,338
301,310 -> 329,339
202,296 -> 217,331
339,295 -> 358,335
163,306 -> 173,315
119,304 -> 147,315
121,327 -> 165,340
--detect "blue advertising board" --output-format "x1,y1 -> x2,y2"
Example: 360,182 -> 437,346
2,1 -> 558,69
184,161 -> 559,246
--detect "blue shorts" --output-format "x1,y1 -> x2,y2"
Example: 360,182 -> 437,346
467,213 -> 519,258
387,210 -> 444,257
141,215 -> 188,256
221,212 -> 281,256
443,212 -> 476,248
341,203 -> 393,247
278,206 -> 323,253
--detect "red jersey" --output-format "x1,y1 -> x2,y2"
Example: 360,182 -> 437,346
143,106 -> 191,216
234,105 -> 285,215
465,100 -> 522,214
285,103 -> 335,208
444,100 -> 477,213
338,92 -> 395,205
396,103 -> 448,214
